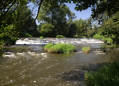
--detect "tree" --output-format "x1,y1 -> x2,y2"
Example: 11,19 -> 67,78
66,19 -> 77,37
40,23 -> 54,37
37,1 -> 76,36
74,19 -> 88,37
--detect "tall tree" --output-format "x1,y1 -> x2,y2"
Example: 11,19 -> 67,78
37,1 -> 76,36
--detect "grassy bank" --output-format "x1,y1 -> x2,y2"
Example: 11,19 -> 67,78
85,62 -> 119,86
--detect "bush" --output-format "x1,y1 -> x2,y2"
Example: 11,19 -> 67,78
40,36 -> 44,39
44,43 -> 76,53
56,35 -> 65,38
84,62 -> 119,86
102,36 -> 107,43
44,43 -> 54,52
25,33 -> 32,37
107,38 -> 113,43
73,35 -> 79,38
93,34 -> 102,39
82,47 -> 90,53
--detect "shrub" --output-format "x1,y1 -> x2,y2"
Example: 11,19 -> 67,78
56,35 -> 65,38
93,34 -> 102,39
73,35 -> 79,38
44,43 -> 54,52
107,38 -> 113,43
44,43 -> 76,53
85,62 -> 119,86
25,33 -> 32,37
82,47 -> 90,53
40,36 -> 44,39
102,36 -> 107,43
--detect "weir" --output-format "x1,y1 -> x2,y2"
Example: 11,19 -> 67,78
15,38 -> 104,45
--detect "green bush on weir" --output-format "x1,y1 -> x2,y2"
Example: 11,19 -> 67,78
44,43 -> 76,53
56,35 -> 65,38
93,34 -> 102,39
40,36 -> 44,39
93,34 -> 113,43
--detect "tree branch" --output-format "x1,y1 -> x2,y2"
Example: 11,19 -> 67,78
0,0 -> 15,11
32,0 -> 44,23
0,0 -> 17,18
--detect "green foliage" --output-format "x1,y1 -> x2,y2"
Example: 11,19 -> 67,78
44,43 -> 76,53
44,43 -> 54,52
40,36 -> 44,39
82,47 -> 90,53
37,2 -> 76,37
74,17 -> 94,37
73,35 -> 79,38
25,33 -> 32,37
56,35 -> 66,38
93,34 -> 102,39
85,62 -> 119,86
41,23 -> 54,37
107,38 -> 113,43
93,34 -> 113,43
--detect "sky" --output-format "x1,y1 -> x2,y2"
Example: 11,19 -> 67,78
65,2 -> 92,20
28,2 -> 92,25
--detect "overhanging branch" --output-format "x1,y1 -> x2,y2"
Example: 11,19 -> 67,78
32,0 -> 44,23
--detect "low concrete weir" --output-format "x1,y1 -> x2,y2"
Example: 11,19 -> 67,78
15,38 -> 104,45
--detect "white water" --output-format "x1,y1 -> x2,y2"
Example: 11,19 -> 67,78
15,38 -> 104,45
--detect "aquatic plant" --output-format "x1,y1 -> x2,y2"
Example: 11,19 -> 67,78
40,36 -> 44,39
44,43 -> 54,52
84,62 -> 119,86
44,43 -> 76,53
82,47 -> 90,53
56,35 -> 65,38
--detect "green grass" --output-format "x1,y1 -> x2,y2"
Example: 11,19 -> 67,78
82,47 -> 90,53
44,43 -> 76,53
84,62 -> 119,86
56,35 -> 65,38
44,43 -> 54,52
40,36 -> 44,39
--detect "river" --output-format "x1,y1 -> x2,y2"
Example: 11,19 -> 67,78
0,38 -> 119,86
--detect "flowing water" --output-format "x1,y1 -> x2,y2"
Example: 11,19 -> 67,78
1,38 -> 119,86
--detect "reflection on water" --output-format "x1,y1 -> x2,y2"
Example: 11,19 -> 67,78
0,43 -> 119,86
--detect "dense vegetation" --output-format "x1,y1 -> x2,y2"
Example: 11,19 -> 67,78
85,62 -> 119,86
56,35 -> 66,38
44,43 -> 76,53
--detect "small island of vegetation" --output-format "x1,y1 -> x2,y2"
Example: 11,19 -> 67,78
44,43 -> 76,53
82,47 -> 91,53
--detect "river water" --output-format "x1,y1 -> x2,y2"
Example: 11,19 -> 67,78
1,38 -> 119,86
